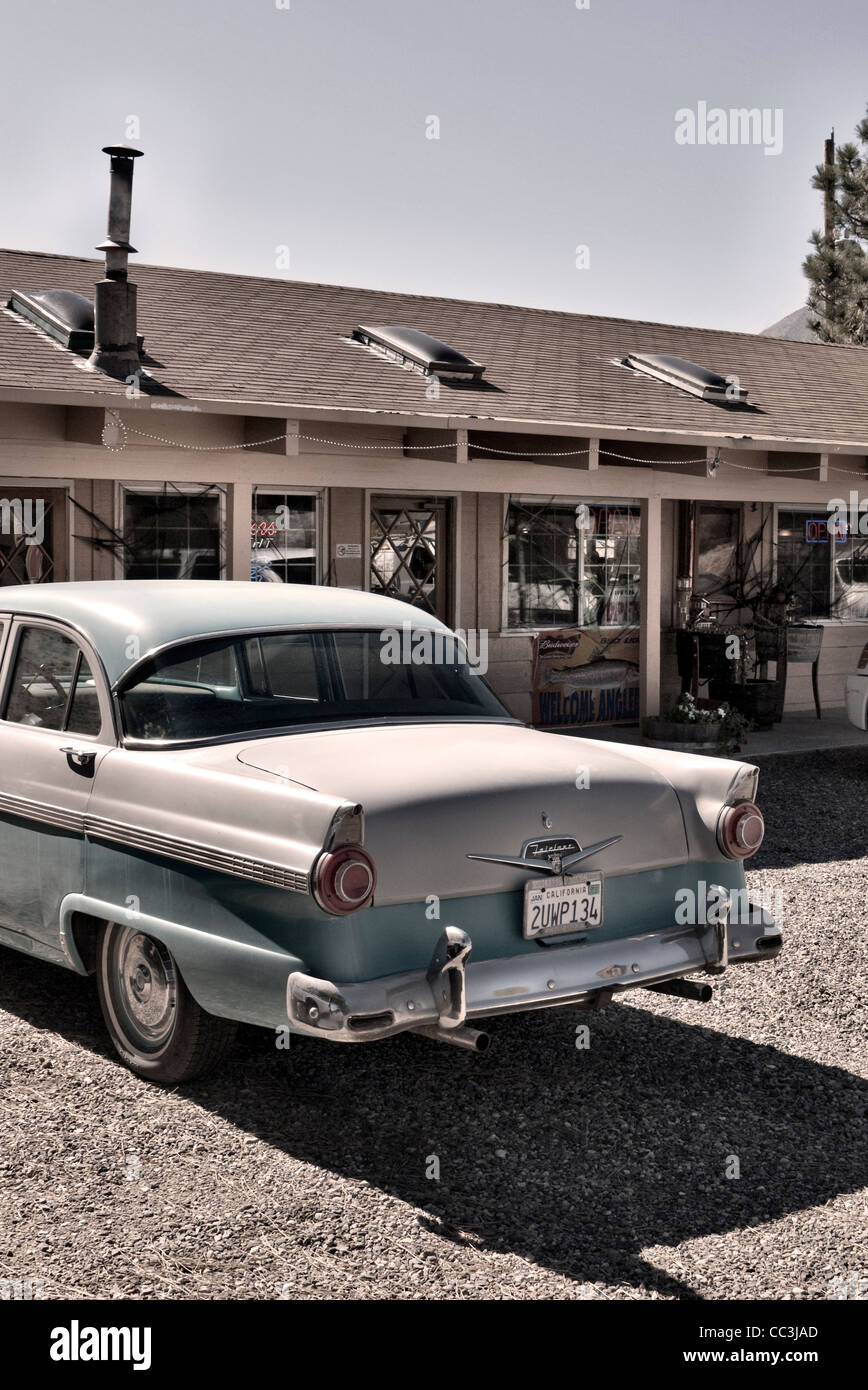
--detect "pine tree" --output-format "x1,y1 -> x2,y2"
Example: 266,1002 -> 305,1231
804,109 -> 868,344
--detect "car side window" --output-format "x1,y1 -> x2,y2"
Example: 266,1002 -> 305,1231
246,634 -> 322,701
4,626 -> 101,735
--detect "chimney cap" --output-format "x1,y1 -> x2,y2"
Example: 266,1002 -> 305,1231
96,238 -> 138,254
101,143 -> 144,159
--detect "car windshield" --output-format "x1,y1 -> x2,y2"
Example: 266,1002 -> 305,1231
120,627 -> 511,743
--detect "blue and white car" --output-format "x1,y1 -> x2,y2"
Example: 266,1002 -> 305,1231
0,581 -> 781,1083
845,640 -> 868,729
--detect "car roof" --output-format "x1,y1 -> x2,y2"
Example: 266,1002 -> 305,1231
0,581 -> 451,686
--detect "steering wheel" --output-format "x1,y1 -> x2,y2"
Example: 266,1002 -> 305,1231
19,661 -> 68,709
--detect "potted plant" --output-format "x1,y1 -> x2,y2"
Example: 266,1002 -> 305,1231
724,676 -> 778,731
698,522 -> 822,726
643,693 -> 753,755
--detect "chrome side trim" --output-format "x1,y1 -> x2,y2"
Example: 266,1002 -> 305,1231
0,790 -> 86,836
0,789 -> 310,893
86,815 -> 311,892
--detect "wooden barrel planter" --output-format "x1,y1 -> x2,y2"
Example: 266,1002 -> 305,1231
786,624 -> 823,662
725,679 -> 778,731
642,717 -> 723,753
754,625 -> 785,665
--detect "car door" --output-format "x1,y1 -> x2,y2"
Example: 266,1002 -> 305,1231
0,618 -> 115,951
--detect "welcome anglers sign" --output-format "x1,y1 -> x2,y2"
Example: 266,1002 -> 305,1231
532,628 -> 640,729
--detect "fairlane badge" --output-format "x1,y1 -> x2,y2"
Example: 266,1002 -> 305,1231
467,833 -> 623,876
522,836 -> 581,867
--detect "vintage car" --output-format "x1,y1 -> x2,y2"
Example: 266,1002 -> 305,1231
845,639 -> 868,729
0,582 -> 781,1083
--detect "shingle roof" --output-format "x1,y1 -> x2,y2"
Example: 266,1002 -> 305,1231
1,247 -> 867,447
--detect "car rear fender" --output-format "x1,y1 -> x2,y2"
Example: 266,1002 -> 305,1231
60,893 -> 305,1029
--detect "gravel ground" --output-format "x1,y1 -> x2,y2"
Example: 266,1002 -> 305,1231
1,747 -> 866,1301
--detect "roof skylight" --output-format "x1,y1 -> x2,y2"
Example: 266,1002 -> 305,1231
8,287 -> 145,357
623,352 -> 749,404
8,289 -> 96,352
351,325 -> 485,379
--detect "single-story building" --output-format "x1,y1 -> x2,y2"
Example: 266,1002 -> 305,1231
2,147 -> 867,726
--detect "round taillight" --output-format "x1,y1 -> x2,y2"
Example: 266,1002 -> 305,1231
314,846 -> 376,915
718,801 -> 764,859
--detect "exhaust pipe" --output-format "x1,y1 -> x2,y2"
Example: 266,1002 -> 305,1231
414,1023 -> 491,1052
646,978 -> 713,1003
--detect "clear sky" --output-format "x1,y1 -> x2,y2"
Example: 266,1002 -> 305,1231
1,0 -> 866,332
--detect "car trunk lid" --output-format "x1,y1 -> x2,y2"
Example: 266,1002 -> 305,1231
236,722 -> 689,905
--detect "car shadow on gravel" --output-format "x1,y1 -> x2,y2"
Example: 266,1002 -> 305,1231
2,948 -> 865,1299
748,747 -> 868,869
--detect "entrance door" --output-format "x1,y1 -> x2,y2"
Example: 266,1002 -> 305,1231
369,496 -> 453,622
0,488 -> 68,585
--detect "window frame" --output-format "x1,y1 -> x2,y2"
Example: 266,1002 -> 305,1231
250,486 -> 324,585
772,503 -> 868,623
692,502 -> 743,598
116,482 -> 227,581
502,493 -> 643,633
0,619 -> 112,741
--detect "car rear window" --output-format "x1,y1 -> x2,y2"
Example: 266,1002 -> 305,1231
120,628 -> 509,743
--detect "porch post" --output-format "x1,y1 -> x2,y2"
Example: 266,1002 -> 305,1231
640,494 -> 662,719
227,481 -> 252,580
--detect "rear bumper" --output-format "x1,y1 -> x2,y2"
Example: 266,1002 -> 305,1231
286,906 -> 783,1043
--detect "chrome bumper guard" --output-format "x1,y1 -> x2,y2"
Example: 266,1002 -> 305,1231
286,905 -> 782,1044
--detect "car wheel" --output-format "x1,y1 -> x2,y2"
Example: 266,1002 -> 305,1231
96,921 -> 237,1083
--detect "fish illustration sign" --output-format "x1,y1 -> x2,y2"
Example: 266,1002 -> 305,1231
532,628 -> 641,728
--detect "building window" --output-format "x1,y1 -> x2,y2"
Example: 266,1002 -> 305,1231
0,492 -> 61,585
122,487 -> 223,580
693,504 -> 741,596
506,498 -> 641,629
775,507 -> 868,619
250,491 -> 318,584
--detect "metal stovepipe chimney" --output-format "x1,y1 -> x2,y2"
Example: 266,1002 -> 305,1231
88,143 -> 143,380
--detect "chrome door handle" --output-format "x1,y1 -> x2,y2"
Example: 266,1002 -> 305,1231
60,746 -> 97,773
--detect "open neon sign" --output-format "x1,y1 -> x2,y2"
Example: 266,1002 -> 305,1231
805,518 -> 848,543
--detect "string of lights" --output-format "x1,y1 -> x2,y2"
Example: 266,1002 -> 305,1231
100,411 -> 868,475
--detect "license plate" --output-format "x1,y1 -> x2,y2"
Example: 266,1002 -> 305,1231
523,874 -> 603,939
